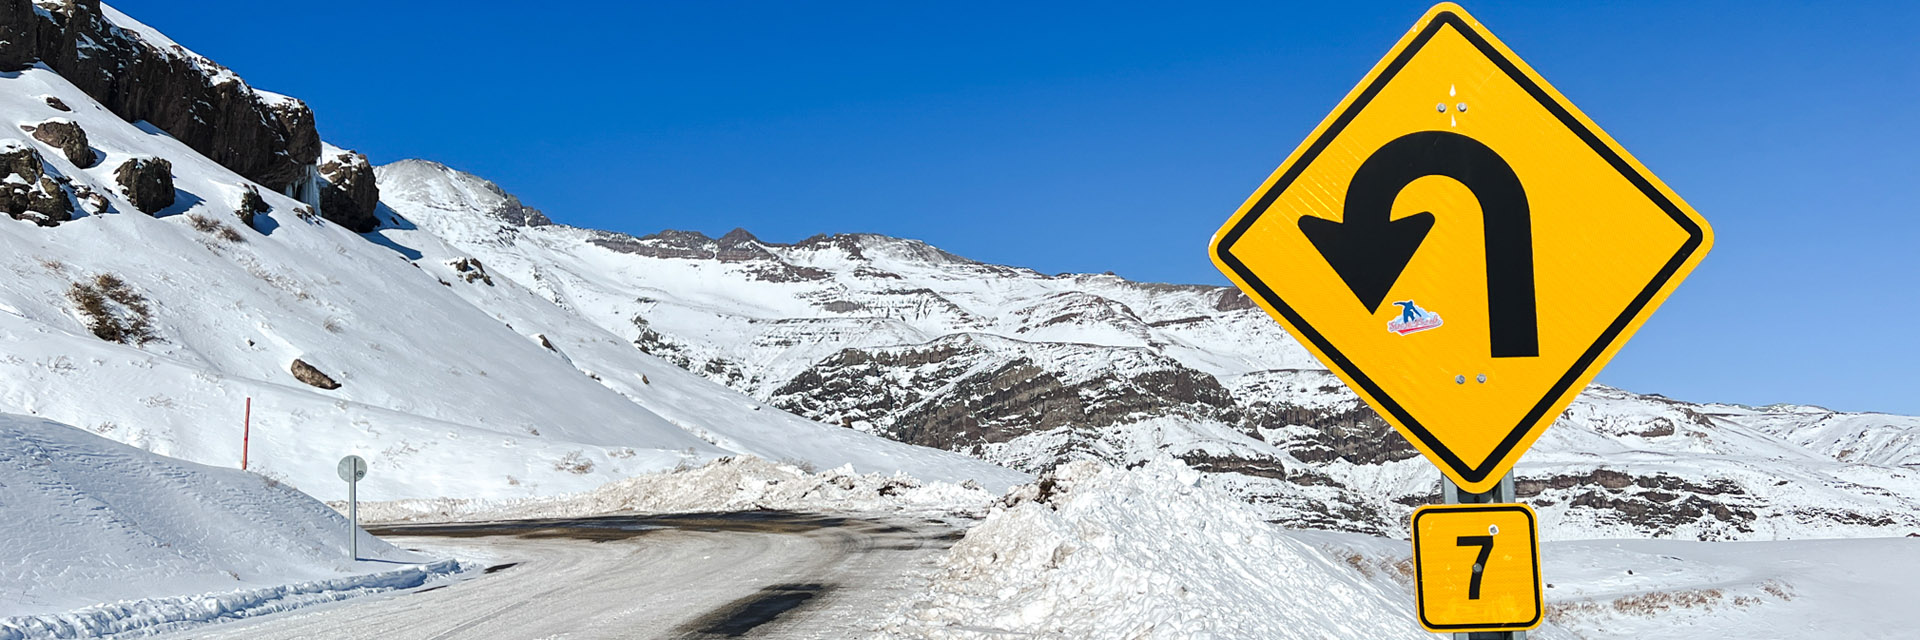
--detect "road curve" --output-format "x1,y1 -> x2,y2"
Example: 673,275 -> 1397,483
154,511 -> 962,640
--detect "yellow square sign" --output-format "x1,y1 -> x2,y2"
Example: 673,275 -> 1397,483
1412,503 -> 1542,632
1209,3 -> 1712,493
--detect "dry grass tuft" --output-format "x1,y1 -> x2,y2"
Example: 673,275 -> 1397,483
68,273 -> 157,345
555,451 -> 595,474
188,213 -> 246,243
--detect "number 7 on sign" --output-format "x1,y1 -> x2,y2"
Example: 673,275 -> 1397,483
1456,535 -> 1494,599
1411,503 -> 1542,632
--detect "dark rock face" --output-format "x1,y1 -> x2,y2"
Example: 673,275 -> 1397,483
590,228 -> 830,282
25,119 -> 94,167
1516,470 -> 1760,540
0,144 -> 42,179
265,99 -> 320,173
290,359 -> 341,390
318,148 -> 379,232
1244,401 -> 1418,465
0,0 -> 39,71
113,156 -> 173,214
0,144 -> 73,226
770,337 -> 1241,458
0,0 -> 319,191
1214,289 -> 1256,311
715,228 -> 770,262
1175,452 -> 1287,480
488,189 -> 549,227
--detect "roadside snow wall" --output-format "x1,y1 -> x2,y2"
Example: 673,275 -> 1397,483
882,458 -> 1431,639
0,414 -> 454,637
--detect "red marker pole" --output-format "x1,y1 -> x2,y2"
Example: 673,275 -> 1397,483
241,397 -> 252,471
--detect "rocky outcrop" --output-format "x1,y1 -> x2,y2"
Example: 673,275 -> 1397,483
1516,470 -> 1761,540
0,0 -> 319,191
0,0 -> 39,71
494,194 -> 550,227
290,359 -> 341,390
770,335 -> 1241,455
0,141 -> 72,226
235,184 -> 269,228
317,146 -> 379,232
113,156 -> 173,214
264,98 -> 320,174
448,257 -> 494,285
590,228 -> 830,282
24,118 -> 94,167
1243,401 -> 1417,466
1214,289 -> 1256,311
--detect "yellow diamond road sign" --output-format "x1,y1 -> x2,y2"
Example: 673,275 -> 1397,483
1210,3 -> 1712,493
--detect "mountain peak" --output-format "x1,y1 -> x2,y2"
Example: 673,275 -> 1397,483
375,159 -> 550,228
717,227 -> 760,247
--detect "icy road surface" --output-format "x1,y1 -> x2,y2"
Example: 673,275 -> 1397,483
156,511 -> 959,639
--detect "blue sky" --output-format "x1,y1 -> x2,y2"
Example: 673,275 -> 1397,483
114,1 -> 1918,414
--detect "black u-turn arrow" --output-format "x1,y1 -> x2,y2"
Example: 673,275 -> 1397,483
1298,130 -> 1539,358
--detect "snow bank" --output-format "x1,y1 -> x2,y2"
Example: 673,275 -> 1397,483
354,456 -> 1000,524
0,414 -> 457,637
1539,536 -> 1920,639
880,459 -> 1429,639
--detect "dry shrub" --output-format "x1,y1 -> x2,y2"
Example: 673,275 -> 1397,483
188,213 -> 246,243
555,451 -> 595,475
1609,588 -> 1723,615
68,273 -> 157,345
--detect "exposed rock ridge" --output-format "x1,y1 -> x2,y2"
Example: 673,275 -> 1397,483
0,0 -> 319,193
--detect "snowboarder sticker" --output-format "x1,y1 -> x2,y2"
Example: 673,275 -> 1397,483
1389,300 -> 1443,335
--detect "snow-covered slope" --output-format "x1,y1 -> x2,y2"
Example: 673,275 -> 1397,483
377,160 -> 1920,541
0,414 -> 454,636
0,39 -> 1018,502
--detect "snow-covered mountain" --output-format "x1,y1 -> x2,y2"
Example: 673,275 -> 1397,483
4,0 -> 1911,543
378,160 -> 1920,541
0,1 -> 1020,506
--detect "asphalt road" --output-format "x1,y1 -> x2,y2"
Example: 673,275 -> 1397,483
153,511 -> 961,640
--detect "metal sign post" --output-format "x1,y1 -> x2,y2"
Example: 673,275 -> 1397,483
337,455 -> 367,561
1442,472 -> 1527,640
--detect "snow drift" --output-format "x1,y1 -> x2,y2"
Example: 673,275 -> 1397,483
0,414 -> 455,638
881,459 -> 1427,639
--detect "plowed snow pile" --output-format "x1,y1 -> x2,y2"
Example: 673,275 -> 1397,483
880,459 -> 1430,639
0,415 -> 455,639
355,456 -> 999,524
